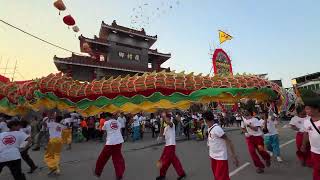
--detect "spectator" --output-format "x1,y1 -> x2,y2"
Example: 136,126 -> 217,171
150,113 -> 160,138
132,114 -> 141,141
32,113 -> 49,151
117,113 -> 127,138
0,117 -> 9,133
20,119 -> 38,173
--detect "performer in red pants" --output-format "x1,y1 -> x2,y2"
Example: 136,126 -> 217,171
241,110 -> 271,174
301,90 -> 320,180
95,113 -> 125,180
156,112 -> 186,180
289,105 -> 312,167
203,111 -> 239,180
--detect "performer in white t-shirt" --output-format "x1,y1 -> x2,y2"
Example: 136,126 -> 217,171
95,113 -> 125,180
156,112 -> 186,180
301,90 -> 320,180
241,110 -> 271,174
203,111 -> 239,180
289,105 -> 312,167
44,115 -> 66,175
0,120 -> 31,180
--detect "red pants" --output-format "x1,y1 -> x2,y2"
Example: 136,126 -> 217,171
211,158 -> 230,180
246,136 -> 270,169
296,132 -> 312,167
159,145 -> 185,177
95,144 -> 125,178
312,152 -> 320,180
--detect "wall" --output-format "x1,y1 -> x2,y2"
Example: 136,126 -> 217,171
107,33 -> 149,69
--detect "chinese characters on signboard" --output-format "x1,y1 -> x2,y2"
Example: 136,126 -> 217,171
118,51 -> 140,61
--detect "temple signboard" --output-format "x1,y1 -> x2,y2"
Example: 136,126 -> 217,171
118,51 -> 140,61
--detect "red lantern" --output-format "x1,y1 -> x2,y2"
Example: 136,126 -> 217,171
53,0 -> 66,15
63,15 -> 76,26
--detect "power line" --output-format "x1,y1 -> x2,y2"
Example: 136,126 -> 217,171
0,19 -> 79,54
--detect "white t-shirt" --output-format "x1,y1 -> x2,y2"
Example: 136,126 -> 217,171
208,124 -> 228,160
102,119 -> 124,145
47,122 -> 66,138
0,122 -> 9,133
0,131 -> 29,162
241,117 -> 263,136
61,118 -> 73,128
304,119 -> 320,154
132,115 -> 142,127
20,125 -> 32,135
70,113 -> 80,119
236,114 -> 242,121
164,123 -> 176,146
117,116 -> 126,129
263,119 -> 278,136
40,117 -> 49,131
192,115 -> 199,121
290,116 -> 308,132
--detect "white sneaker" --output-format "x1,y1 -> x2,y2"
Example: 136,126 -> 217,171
276,156 -> 283,162
267,151 -> 273,157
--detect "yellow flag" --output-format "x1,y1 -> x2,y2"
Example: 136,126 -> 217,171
219,30 -> 233,44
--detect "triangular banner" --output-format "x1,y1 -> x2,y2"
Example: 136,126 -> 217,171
219,30 -> 233,44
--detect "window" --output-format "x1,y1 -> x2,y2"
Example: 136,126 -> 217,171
148,63 -> 152,69
315,84 -> 320,90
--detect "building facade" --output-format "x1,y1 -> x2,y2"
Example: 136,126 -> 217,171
292,72 -> 320,92
54,20 -> 171,81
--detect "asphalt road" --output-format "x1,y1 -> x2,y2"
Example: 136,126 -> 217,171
0,125 -> 313,180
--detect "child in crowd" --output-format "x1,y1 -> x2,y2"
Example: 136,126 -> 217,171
262,113 -> 283,162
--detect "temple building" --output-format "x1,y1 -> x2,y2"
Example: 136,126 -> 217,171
292,72 -> 320,92
54,20 -> 171,81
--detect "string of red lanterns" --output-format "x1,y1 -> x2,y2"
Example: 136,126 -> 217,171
53,0 -> 80,33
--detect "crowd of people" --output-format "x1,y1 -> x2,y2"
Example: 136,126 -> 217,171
0,99 -> 319,180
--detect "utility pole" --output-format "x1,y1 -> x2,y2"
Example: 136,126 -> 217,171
4,58 -> 9,75
12,59 -> 17,81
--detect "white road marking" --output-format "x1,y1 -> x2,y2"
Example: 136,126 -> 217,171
229,138 -> 296,177
280,139 -> 295,148
229,162 -> 251,177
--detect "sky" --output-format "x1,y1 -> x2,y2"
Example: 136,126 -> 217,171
0,0 -> 319,87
